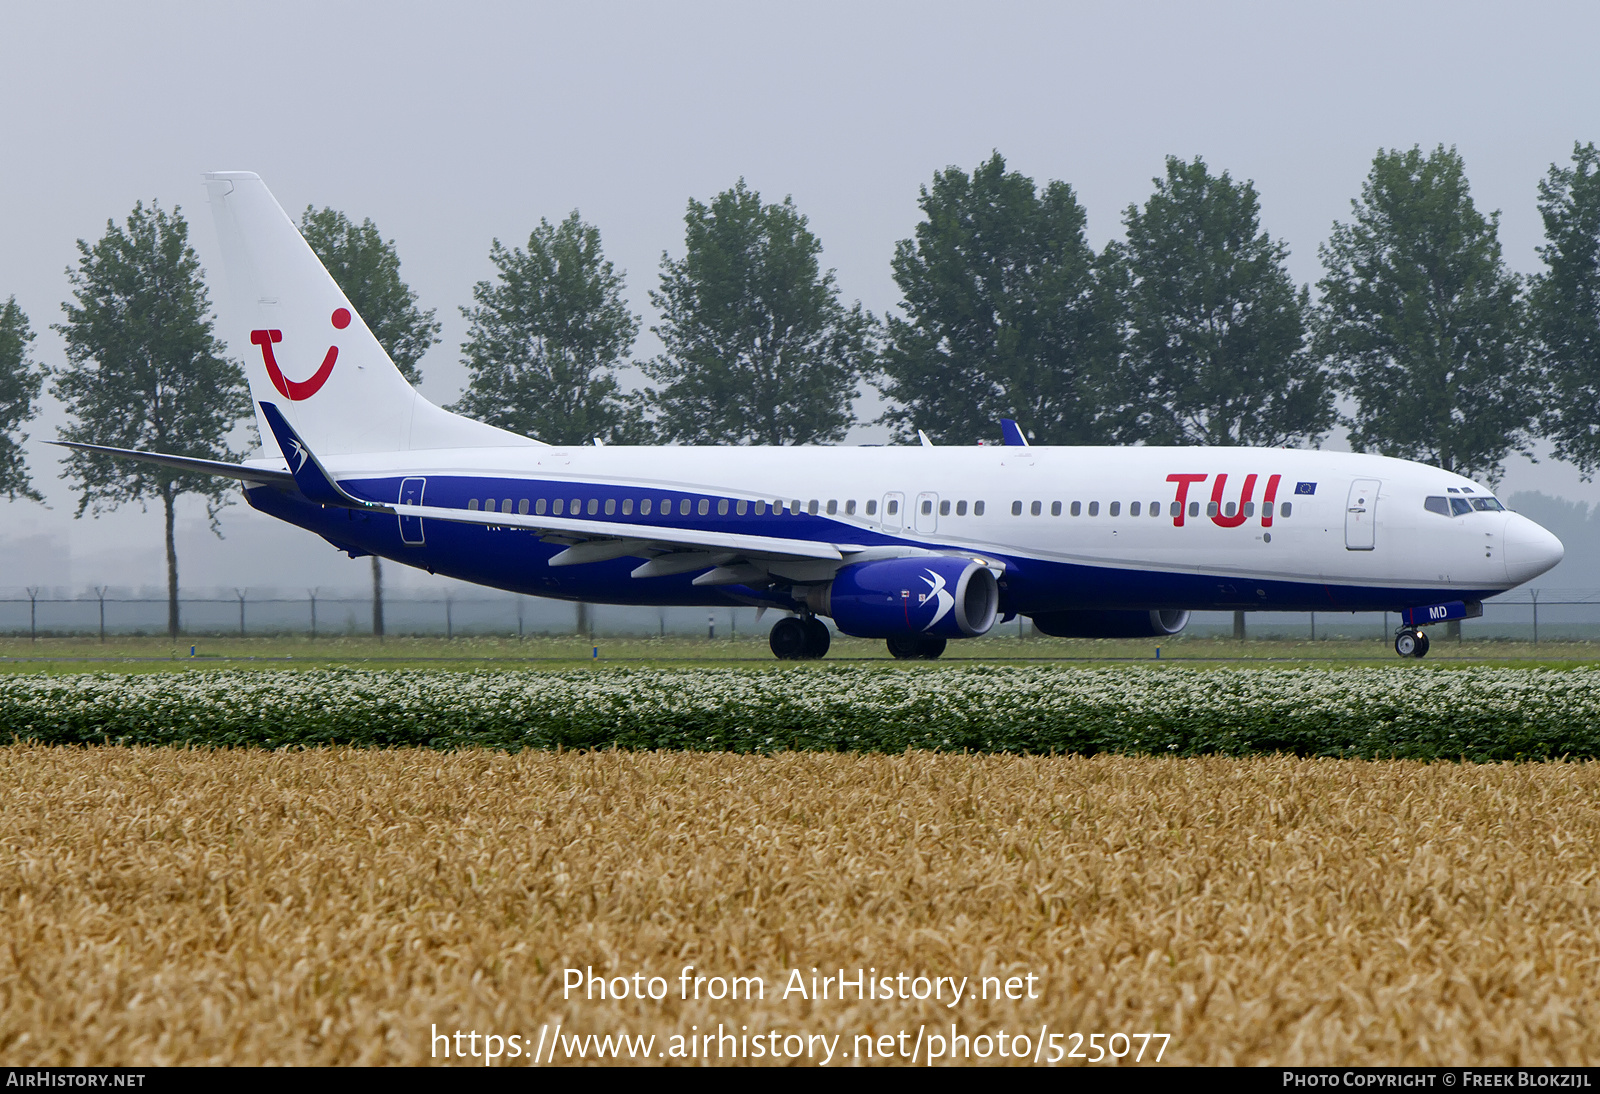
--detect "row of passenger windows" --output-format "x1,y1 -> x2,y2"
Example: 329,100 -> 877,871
1009,499 -> 1294,518
463,494 -> 1295,520
1425,495 -> 1504,516
467,495 -> 905,517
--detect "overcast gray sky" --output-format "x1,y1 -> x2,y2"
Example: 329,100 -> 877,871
1,0 -> 1597,595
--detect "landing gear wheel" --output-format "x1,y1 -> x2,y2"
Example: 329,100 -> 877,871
802,617 -> 831,659
886,635 -> 948,660
769,616 -> 809,660
1394,629 -> 1429,658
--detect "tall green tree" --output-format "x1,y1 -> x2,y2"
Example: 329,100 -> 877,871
53,200 -> 249,640
452,212 -> 643,445
1316,145 -> 1534,482
1532,142 -> 1600,475
300,205 -> 442,635
877,152 -> 1120,445
299,206 -> 440,384
0,297 -> 45,501
643,180 -> 874,445
1108,155 -> 1333,447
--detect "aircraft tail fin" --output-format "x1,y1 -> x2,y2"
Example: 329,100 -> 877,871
202,172 -> 540,458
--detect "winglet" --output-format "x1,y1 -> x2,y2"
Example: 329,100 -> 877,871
1000,419 -> 1030,447
259,401 -> 386,509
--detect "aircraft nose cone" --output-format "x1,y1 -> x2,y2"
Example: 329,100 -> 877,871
1503,515 -> 1564,585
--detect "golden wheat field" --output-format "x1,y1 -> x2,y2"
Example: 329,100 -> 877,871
2,746 -> 1599,1066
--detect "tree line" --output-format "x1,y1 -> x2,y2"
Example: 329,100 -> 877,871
0,142 -> 1596,637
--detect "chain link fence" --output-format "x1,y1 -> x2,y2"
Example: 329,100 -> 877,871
0,588 -> 1597,642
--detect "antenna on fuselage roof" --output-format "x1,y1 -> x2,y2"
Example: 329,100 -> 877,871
917,430 -> 933,448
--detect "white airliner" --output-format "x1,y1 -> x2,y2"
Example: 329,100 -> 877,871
63,173 -> 1565,660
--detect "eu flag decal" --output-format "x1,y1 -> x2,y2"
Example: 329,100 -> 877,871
1295,482 -> 1317,495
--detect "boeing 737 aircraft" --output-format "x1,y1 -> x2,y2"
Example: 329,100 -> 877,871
62,173 -> 1565,660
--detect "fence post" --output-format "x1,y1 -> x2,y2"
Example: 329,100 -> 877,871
309,588 -> 318,640
446,596 -> 453,640
1532,589 -> 1539,645
27,586 -> 38,643
1309,611 -> 1316,642
708,612 -> 715,640
517,596 -> 524,640
96,586 -> 107,643
235,588 -> 246,637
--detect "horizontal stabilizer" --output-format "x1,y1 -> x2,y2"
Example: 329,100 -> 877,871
50,440 -> 293,485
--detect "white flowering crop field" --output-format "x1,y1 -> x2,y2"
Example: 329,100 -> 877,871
0,666 -> 1593,760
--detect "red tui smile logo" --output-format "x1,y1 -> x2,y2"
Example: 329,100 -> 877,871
250,308 -> 350,400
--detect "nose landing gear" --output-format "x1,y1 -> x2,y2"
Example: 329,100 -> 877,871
1394,628 -> 1431,658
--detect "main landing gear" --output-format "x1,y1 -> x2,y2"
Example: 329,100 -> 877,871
1394,628 -> 1431,659
886,634 -> 948,660
769,615 -> 831,660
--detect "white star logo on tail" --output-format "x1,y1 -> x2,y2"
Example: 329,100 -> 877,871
920,569 -> 955,631
287,438 -> 309,474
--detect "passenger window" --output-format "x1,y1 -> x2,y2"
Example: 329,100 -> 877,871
1223,502 -> 1235,517
921,499 -> 933,515
1189,501 -> 1200,518
661,497 -> 672,513
1030,501 -> 1042,516
1450,497 -> 1473,516
1050,501 -> 1062,516
956,500 -> 967,516
1011,501 -> 1023,516
519,499 -> 529,515
793,500 -> 803,514
571,497 -> 581,514
1170,501 -> 1180,518
887,500 -> 898,515
1088,501 -> 1099,516
503,498 -> 513,513
808,500 -> 819,515
484,499 -> 497,513
622,498 -> 633,515
1280,502 -> 1292,518
587,499 -> 599,515
737,500 -> 748,515
1471,498 -> 1504,511
827,500 -> 838,515
754,500 -> 766,515
845,500 -> 856,515
1150,501 -> 1160,517
641,498 -> 652,515
974,501 -> 986,516
468,499 -> 480,511
535,498 -> 548,515
1109,501 -> 1121,517
1207,501 -> 1219,517
1130,501 -> 1141,517
605,499 -> 616,515
718,499 -> 729,515
1243,501 -> 1254,517
866,499 -> 878,516
938,500 -> 950,516
1071,501 -> 1081,516
699,499 -> 711,515
1425,496 -> 1450,516
552,498 -> 564,515
680,499 -> 691,516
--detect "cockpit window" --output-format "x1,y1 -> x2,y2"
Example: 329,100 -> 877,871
1424,496 -> 1450,516
1471,497 -> 1504,511
1450,497 -> 1473,516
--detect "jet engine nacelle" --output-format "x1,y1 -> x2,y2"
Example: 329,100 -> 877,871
1029,609 -> 1191,638
804,557 -> 1000,639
